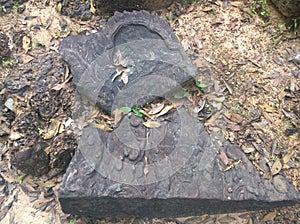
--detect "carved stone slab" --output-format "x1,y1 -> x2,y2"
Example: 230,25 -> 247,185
59,11 -> 299,217
59,109 -> 299,217
94,0 -> 174,12
59,11 -> 195,114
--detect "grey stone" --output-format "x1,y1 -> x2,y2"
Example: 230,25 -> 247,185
59,110 -> 299,217
271,0 -> 300,17
93,0 -> 193,12
59,11 -> 196,115
59,10 -> 299,218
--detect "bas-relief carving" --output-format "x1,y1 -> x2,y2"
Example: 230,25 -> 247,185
60,11 -> 195,114
59,11 -> 299,217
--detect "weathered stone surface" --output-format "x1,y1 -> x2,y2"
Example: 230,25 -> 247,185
59,11 -> 195,114
94,0 -> 174,12
59,110 -> 299,217
271,0 -> 300,17
59,10 -> 299,218
93,0 -> 193,12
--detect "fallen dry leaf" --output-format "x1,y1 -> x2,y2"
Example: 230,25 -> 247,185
283,150 -> 294,169
223,160 -> 241,171
202,7 -> 214,12
121,72 -> 128,85
206,94 -> 225,103
231,1 -> 243,7
261,110 -> 273,122
44,146 -> 51,154
204,112 -> 220,127
219,151 -> 229,165
20,54 -> 34,64
246,67 -> 257,73
43,129 -> 56,140
272,57 -> 284,66
270,159 -> 282,176
22,36 -> 31,53
51,83 -> 66,91
113,108 -> 124,125
153,105 -> 173,119
262,211 -> 276,222
143,121 -> 161,129
43,119 -> 64,140
282,109 -> 297,120
227,123 -> 242,131
90,0 -> 96,13
144,156 -> 148,175
56,2 -> 62,12
111,67 -> 129,83
89,122 -> 113,132
36,180 -> 57,188
239,94 -> 246,104
292,170 -> 298,190
186,4 -> 194,13
252,161 -> 266,172
241,145 -> 255,153
9,132 -> 24,140
204,55 -> 216,64
225,112 -> 244,123
259,103 -> 276,113
148,103 -> 164,115
222,79 -> 233,94
139,109 -> 152,119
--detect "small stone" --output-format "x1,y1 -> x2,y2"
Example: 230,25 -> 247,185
291,69 -> 299,78
4,98 -> 14,111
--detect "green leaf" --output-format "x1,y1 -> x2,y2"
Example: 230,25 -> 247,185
38,127 -> 44,135
195,81 -> 207,88
69,220 -> 76,224
119,107 -> 132,112
133,107 -> 143,117
18,174 -> 26,184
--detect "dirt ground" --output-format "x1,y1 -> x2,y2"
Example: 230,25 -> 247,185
0,0 -> 299,223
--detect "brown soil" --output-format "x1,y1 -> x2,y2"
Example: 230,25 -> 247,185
0,0 -> 299,223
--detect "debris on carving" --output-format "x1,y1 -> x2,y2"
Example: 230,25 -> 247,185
153,105 -> 174,119
148,103 -> 165,115
144,156 -> 149,175
223,160 -> 241,172
219,151 -> 229,165
143,120 -> 161,129
113,108 -> 124,125
89,121 -> 113,132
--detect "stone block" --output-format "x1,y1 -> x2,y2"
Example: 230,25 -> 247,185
59,10 -> 299,218
59,110 -> 299,217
